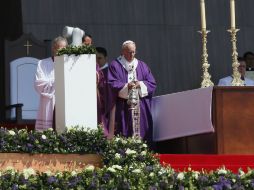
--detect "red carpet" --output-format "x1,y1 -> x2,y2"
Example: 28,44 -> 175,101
159,154 -> 254,172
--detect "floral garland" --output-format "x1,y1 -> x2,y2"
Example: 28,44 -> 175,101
57,45 -> 96,56
0,127 -> 254,189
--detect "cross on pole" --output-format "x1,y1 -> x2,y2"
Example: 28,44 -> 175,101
24,40 -> 32,55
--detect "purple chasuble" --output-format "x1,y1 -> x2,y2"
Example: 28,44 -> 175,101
96,64 -> 105,127
108,59 -> 156,142
99,66 -> 113,134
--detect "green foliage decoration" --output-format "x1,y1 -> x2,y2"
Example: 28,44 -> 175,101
57,45 -> 96,56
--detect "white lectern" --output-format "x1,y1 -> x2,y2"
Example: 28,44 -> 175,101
54,54 -> 97,133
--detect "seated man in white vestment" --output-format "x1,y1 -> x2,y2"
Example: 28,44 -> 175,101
34,36 -> 68,130
218,57 -> 254,86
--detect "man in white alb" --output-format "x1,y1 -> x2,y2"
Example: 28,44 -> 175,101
34,36 -> 68,130
218,57 -> 254,86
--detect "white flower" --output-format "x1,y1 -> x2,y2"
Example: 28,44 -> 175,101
142,144 -> 148,148
135,139 -> 142,144
115,153 -> 121,159
149,172 -> 155,177
85,165 -> 95,172
23,168 -> 36,179
177,172 -> 185,180
44,170 -> 52,176
114,137 -> 121,142
121,139 -> 127,144
56,171 -> 63,177
218,168 -> 227,175
232,178 -> 236,183
5,166 -> 15,171
18,129 -> 26,134
5,166 -> 16,176
125,148 -> 137,155
141,151 -> 147,156
41,135 -> 47,140
71,170 -> 77,176
193,171 -> 200,180
47,128 -> 53,131
158,168 -> 167,175
107,167 -> 116,173
239,170 -> 245,177
132,169 -> 141,173
112,165 -> 122,170
67,127 -> 78,133
9,130 -> 15,136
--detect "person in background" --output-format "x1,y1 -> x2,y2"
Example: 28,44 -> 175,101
96,47 -> 108,69
96,47 -> 112,135
243,51 -> 254,70
218,57 -> 254,86
34,36 -> 68,130
82,34 -> 92,46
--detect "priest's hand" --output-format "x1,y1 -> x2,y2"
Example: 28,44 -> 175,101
134,81 -> 140,89
128,82 -> 136,90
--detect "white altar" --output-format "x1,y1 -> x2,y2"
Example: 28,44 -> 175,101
54,54 -> 97,133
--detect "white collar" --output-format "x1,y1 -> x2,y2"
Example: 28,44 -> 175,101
100,63 -> 108,70
117,56 -> 138,72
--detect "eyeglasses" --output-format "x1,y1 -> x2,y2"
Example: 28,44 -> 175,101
127,51 -> 136,55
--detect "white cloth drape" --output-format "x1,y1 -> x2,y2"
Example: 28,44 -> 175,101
34,57 -> 55,131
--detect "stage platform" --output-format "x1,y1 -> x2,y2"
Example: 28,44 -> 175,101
159,154 -> 254,173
